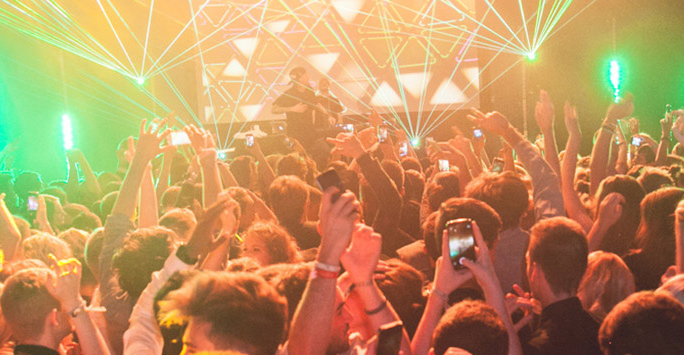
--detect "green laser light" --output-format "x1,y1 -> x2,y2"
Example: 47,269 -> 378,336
61,114 -> 73,150
526,52 -> 536,61
136,77 -> 145,85
410,137 -> 420,147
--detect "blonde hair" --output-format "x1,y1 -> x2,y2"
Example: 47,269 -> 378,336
578,251 -> 635,321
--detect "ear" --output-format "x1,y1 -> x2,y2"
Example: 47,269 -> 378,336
48,308 -> 59,327
530,261 -> 545,282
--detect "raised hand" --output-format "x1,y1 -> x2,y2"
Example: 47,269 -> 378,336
357,127 -> 379,150
46,254 -> 84,312
468,109 -> 512,137
535,89 -> 555,132
369,109 -> 383,127
564,101 -> 580,136
340,223 -> 382,283
605,94 -> 634,124
317,187 -> 360,265
135,118 -> 170,163
326,133 -> 367,160
672,110 -> 684,145
661,111 -> 674,137
459,221 -> 497,285
185,198 -> 239,261
597,192 -> 625,228
433,228 -> 474,295
505,284 -> 541,331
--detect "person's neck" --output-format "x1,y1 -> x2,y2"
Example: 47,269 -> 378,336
540,291 -> 575,308
19,334 -> 61,353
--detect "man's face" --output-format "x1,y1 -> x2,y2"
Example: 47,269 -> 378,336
181,319 -> 217,354
327,287 -> 352,354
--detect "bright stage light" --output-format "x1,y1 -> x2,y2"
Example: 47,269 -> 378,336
61,114 -> 73,150
526,52 -> 537,61
136,77 -> 146,85
609,60 -> 621,103
410,137 -> 420,147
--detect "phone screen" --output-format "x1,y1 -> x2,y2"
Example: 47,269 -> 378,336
446,218 -> 476,270
438,159 -> 450,172
169,131 -> 191,146
27,195 -> 39,211
631,136 -> 642,146
473,128 -> 483,138
399,142 -> 408,157
492,158 -> 504,173
246,134 -> 254,147
376,321 -> 403,355
377,126 -> 388,143
345,124 -> 354,133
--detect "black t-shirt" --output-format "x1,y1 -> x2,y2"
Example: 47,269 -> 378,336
273,86 -> 318,143
315,94 -> 343,128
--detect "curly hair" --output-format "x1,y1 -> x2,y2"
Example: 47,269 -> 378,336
243,222 -> 301,265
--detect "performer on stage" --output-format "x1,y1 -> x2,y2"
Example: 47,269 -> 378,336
315,78 -> 344,129
271,67 -> 318,149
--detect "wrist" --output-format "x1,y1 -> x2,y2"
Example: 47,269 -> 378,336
62,297 -> 85,313
316,249 -> 342,266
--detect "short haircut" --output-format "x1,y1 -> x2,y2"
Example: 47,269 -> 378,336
529,217 -> 588,295
268,176 -> 308,226
112,226 -> 177,300
277,154 -> 308,181
230,156 -> 256,189
22,233 -> 73,265
401,157 -> 423,173
426,172 -> 460,215
84,228 -> 105,279
161,272 -> 287,355
599,291 -> 684,355
257,262 -> 312,323
243,222 -> 302,265
71,211 -> 102,233
161,186 -> 182,212
432,197 -> 502,260
637,166 -> 674,193
160,208 -> 198,242
376,259 -> 425,337
1,268 -> 60,341
465,172 -> 529,229
432,299 -> 508,355
57,228 -> 89,260
99,191 -> 119,221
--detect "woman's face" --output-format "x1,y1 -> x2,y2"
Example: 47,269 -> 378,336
242,236 -> 271,266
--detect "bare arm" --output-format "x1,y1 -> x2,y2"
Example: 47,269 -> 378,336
138,164 -> 159,228
587,193 -> 624,251
561,102 -> 593,233
75,150 -> 103,198
247,139 -> 276,191
217,162 -> 238,188
615,124 -> 629,174
675,200 -> 684,273
155,151 -> 172,205
0,194 -> 21,261
656,113 -> 673,166
590,97 -> 634,194
536,90 -> 561,176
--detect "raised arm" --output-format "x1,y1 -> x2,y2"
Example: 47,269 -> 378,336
47,255 -> 111,355
138,164 -> 159,228
72,149 -> 103,198
186,125 -> 223,208
615,123 -> 629,174
587,192 -> 624,252
656,112 -> 673,166
0,194 -> 21,261
287,188 -> 359,355
561,102 -> 593,233
535,90 -> 561,176
675,200 -> 684,273
155,150 -> 173,205
590,96 -> 634,194
246,138 -> 276,191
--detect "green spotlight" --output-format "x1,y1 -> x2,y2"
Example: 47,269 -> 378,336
410,137 -> 420,147
61,114 -> 73,150
609,60 -> 621,103
136,77 -> 146,85
525,52 -> 537,61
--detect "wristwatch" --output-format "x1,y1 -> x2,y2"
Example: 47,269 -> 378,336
176,244 -> 199,265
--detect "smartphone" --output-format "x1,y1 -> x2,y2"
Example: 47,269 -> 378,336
316,169 -> 345,202
284,136 -> 294,150
398,142 -> 408,157
492,157 -> 504,173
245,134 -> 254,147
27,192 -> 39,211
376,321 -> 403,355
377,125 -> 389,143
169,131 -> 191,146
473,128 -> 483,139
446,218 -> 476,270
667,104 -> 673,114
631,136 -> 642,147
438,159 -> 450,172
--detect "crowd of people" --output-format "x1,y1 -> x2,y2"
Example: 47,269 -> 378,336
0,87 -> 683,355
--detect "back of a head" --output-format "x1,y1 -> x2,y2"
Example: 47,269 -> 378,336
431,197 -> 501,260
636,187 -> 684,257
277,154 -> 308,181
244,222 -> 302,265
529,217 -> 588,296
594,175 -> 645,255
160,208 -> 198,242
70,211 -> 102,233
381,160 -> 404,193
637,166 -> 674,193
257,262 -> 312,323
432,299 -> 508,355
376,259 -> 425,337
57,228 -> 89,260
465,172 -> 529,230
99,191 -> 119,222
161,271 -> 287,355
401,157 -> 423,174
85,228 -> 105,279
599,291 -> 684,355
22,233 -> 73,265
658,274 -> 684,306
268,175 -> 308,226
426,172 -> 460,215
112,226 -> 177,300
404,170 -> 425,202
578,251 -> 635,321
161,186 -> 182,212
1,268 -> 59,342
